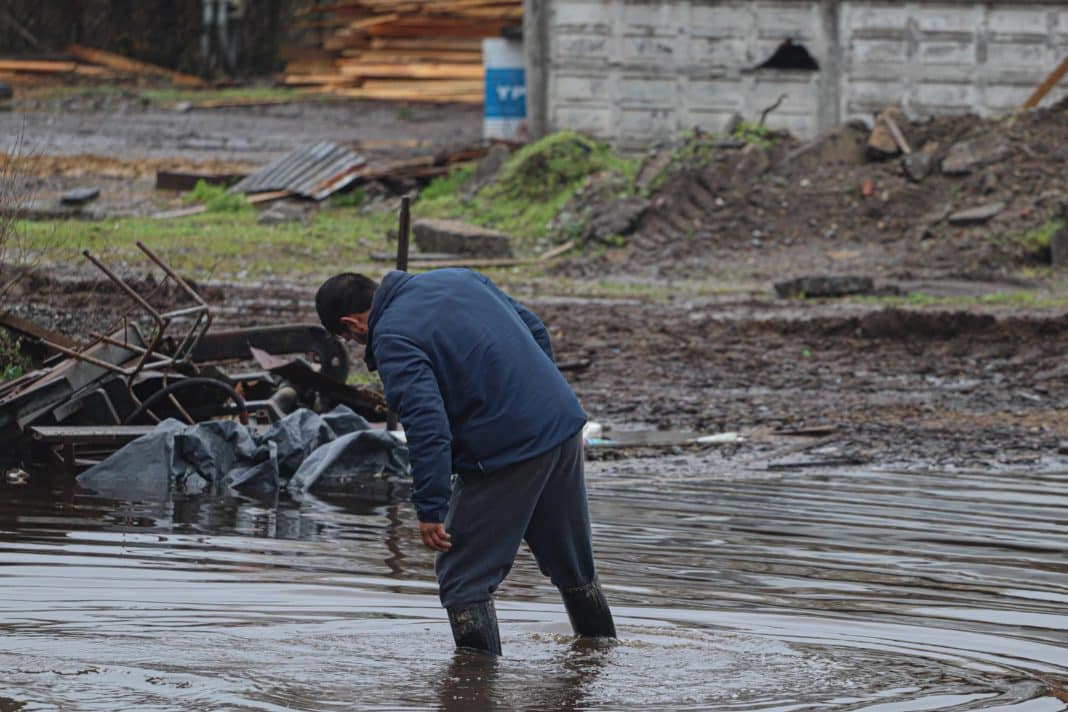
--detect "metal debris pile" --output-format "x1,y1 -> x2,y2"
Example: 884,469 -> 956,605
0,242 -> 386,476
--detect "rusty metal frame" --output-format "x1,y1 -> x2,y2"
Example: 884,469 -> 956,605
35,243 -> 213,421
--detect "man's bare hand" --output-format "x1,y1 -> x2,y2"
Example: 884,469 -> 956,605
419,521 -> 452,552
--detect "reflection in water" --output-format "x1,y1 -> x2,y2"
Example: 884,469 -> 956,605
437,639 -> 614,712
0,464 -> 1067,709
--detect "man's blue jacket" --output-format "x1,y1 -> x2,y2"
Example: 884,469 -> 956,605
364,268 -> 587,522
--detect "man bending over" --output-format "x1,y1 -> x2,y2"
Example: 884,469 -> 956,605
315,268 -> 615,655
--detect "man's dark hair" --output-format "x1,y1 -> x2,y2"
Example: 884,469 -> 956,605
316,273 -> 379,334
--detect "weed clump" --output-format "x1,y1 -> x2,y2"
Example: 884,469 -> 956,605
0,329 -> 30,382
184,180 -> 250,213
733,121 -> 776,147
1012,220 -> 1064,260
418,130 -> 637,247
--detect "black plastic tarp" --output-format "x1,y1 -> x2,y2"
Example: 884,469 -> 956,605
77,406 -> 409,499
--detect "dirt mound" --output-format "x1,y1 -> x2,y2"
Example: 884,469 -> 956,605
612,105 -> 1068,281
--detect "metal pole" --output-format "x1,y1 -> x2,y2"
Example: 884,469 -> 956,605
396,195 -> 411,272
386,195 -> 411,432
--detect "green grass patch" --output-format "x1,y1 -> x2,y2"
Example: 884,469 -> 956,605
21,83 -> 317,107
16,206 -> 398,282
419,163 -> 475,202
417,131 -> 638,251
326,187 -> 366,209
183,180 -> 250,213
1011,219 -> 1064,255
733,121 -> 776,147
857,289 -> 1068,310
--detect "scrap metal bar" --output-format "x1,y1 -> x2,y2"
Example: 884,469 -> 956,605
136,242 -> 213,364
82,249 -> 171,388
37,338 -> 144,377
396,194 -> 411,272
387,196 -> 412,431
31,425 -> 156,446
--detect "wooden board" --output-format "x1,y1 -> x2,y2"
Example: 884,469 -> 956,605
340,49 -> 483,63
0,60 -> 79,73
337,62 -> 484,79
66,44 -> 206,87
329,87 -> 483,103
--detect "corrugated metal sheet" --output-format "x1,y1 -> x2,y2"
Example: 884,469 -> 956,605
231,142 -> 366,201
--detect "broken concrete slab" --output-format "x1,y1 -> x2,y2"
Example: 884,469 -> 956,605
901,153 -> 933,183
60,187 -> 100,205
941,134 -> 1010,175
413,218 -> 513,258
583,196 -> 649,244
947,202 -> 1005,226
635,149 -> 675,193
868,107 -> 907,159
785,120 -> 869,166
774,275 -> 875,299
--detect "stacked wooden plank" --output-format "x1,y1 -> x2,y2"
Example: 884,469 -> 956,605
282,1 -> 522,104
0,46 -> 206,88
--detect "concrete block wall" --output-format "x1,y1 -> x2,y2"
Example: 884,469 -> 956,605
844,2 -> 1068,118
530,0 -> 1068,143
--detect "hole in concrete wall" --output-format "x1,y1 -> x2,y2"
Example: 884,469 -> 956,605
756,40 -> 819,71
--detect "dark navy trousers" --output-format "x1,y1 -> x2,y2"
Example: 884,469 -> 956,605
435,432 -> 598,609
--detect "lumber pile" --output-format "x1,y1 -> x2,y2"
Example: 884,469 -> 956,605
0,46 -> 206,88
283,1 -> 522,104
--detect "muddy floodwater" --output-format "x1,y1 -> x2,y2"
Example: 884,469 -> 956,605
2,461 -> 1067,711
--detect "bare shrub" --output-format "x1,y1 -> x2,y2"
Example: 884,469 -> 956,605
0,131 -> 35,305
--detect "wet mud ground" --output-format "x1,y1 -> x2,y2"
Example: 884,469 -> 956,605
13,272 -> 1068,473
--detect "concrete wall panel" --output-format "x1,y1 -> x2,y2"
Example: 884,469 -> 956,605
554,73 -> 613,100
755,3 -> 818,39
620,76 -> 677,105
917,38 -> 977,65
622,2 -> 683,28
690,79 -> 746,110
539,0 -> 1068,143
987,7 -> 1051,34
553,105 -> 615,135
621,36 -> 679,64
914,4 -> 983,33
691,4 -> 754,37
554,2 -> 613,27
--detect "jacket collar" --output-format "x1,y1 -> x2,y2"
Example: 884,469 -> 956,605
363,270 -> 412,371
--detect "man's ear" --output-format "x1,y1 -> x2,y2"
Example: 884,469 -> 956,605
340,313 -> 368,334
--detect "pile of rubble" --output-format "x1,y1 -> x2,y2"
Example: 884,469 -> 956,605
0,243 -> 387,481
580,101 -> 1068,283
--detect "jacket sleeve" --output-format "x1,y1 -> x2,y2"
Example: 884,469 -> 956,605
510,299 -> 554,363
373,332 -> 453,523
476,272 -> 555,362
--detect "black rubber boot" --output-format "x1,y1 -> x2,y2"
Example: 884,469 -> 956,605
447,600 -> 502,656
560,581 -> 617,638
